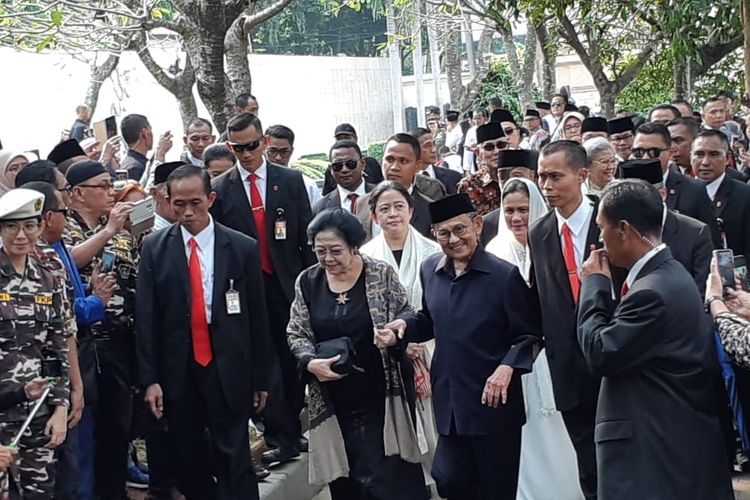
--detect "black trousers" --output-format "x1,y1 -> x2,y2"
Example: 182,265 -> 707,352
131,390 -> 179,492
561,401 -> 598,500
165,359 -> 257,500
261,273 -> 303,454
431,429 -> 522,500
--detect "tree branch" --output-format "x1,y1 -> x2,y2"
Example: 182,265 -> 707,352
132,32 -> 178,95
243,0 -> 295,35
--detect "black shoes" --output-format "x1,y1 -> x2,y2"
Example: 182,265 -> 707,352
260,447 -> 301,467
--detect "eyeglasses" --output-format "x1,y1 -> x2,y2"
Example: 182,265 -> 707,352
113,179 -> 140,191
266,147 -> 292,157
49,208 -> 70,217
481,141 -> 509,152
1,221 -> 40,235
630,147 -> 668,159
551,102 -> 564,108
594,157 -> 618,166
564,123 -> 582,132
330,159 -> 358,172
57,184 -> 73,194
610,133 -> 633,142
78,182 -> 114,190
228,139 -> 262,152
434,224 -> 470,242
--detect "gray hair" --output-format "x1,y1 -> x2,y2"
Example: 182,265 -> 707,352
583,137 -> 615,166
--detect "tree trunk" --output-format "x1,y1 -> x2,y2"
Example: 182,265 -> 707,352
413,11 -> 425,126
744,0 -> 750,99
599,86 -> 617,118
425,1 -> 443,111
85,53 -> 121,116
386,3 -> 404,130
225,15 -> 252,101
463,14 -> 476,77
186,29 -> 230,132
673,55 -> 687,100
533,21 -> 557,98
444,29 -> 464,110
499,21 -> 535,110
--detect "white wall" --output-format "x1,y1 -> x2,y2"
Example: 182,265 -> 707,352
0,49 -> 395,161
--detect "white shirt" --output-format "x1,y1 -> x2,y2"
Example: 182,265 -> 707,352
237,158 -> 268,206
705,172 -> 726,202
187,151 -> 203,167
336,181 -> 366,213
422,164 -> 437,178
462,126 -> 478,173
555,198 -> 595,276
303,174 -> 322,206
181,217 -> 215,323
624,244 -> 667,291
154,213 -> 171,232
446,125 -> 463,152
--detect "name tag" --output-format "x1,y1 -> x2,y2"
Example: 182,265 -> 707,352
274,208 -> 287,240
226,279 -> 241,315
35,295 -> 53,305
0,293 -> 11,302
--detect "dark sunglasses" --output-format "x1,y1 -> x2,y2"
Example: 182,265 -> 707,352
229,139 -> 262,153
49,208 -> 70,217
330,159 -> 358,172
630,147 -> 668,159
481,141 -> 509,152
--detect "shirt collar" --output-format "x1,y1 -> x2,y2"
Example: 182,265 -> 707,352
625,244 -> 667,289
435,246 -> 493,278
237,157 -> 267,183
180,215 -> 215,251
187,151 -> 203,166
425,164 -> 436,177
337,180 -> 366,199
555,197 -> 593,236
706,172 -> 726,194
127,149 -> 148,164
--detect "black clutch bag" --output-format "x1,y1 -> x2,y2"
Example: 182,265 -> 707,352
316,337 -> 364,375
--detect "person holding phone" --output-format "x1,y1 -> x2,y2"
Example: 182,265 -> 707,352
707,254 -> 750,368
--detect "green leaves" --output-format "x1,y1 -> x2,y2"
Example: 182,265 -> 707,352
35,34 -> 54,52
50,10 -> 62,27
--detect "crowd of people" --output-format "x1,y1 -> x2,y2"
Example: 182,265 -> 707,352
0,86 -> 749,500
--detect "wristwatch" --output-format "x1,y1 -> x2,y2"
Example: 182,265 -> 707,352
705,295 -> 724,313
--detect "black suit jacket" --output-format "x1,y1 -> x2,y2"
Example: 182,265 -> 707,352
480,208 -> 501,247
663,210 -> 712,296
528,200 -> 602,412
665,168 -> 721,247
136,223 -> 272,415
433,166 -> 463,195
311,182 -> 375,217
713,176 -> 750,261
322,156 -> 384,195
355,186 -> 434,242
578,249 -> 732,499
210,164 -> 315,302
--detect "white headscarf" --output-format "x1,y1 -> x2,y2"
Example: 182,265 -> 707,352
0,150 -> 35,195
486,177 -> 548,282
550,111 -> 586,143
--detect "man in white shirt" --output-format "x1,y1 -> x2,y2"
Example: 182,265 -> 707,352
181,118 -> 216,167
150,161 -> 182,231
312,140 -> 373,216
462,109 -> 488,174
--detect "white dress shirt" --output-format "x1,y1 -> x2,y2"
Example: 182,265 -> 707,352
181,217 -> 215,323
462,126 -> 478,173
554,198 -> 595,276
705,172 -> 726,202
422,164 -> 437,178
187,151 -> 203,167
237,158 -> 268,206
303,174 -> 322,206
154,213 -> 171,232
336,181 -> 366,213
624,244 -> 667,291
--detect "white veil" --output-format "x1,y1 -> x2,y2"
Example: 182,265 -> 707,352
486,177 -> 548,282
550,111 -> 586,143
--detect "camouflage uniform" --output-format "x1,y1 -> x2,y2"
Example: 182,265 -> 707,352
457,167 -> 502,216
32,242 -> 77,341
0,248 -> 69,499
433,128 -> 447,152
62,210 -> 138,499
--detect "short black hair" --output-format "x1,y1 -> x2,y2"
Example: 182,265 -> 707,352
501,178 -> 530,201
472,109 -> 488,119
717,90 -> 735,101
636,123 -> 672,147
385,133 -> 421,160
120,114 -> 150,147
489,97 -> 504,108
22,181 -> 61,213
551,93 -> 568,103
185,117 -> 213,134
15,160 -> 58,187
577,105 -> 591,118
694,129 -> 730,150
600,179 -> 663,239
368,180 -> 413,214
671,99 -> 693,112
226,112 -> 263,137
166,164 -> 212,197
703,96 -> 724,109
307,208 -> 366,248
540,140 -> 587,170
329,140 -> 362,160
265,124 -> 295,145
408,127 -> 431,140
235,93 -> 257,109
666,116 -> 701,137
648,104 -> 680,122
202,144 -> 235,167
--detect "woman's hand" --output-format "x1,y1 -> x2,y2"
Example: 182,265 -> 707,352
706,256 -> 724,299
405,343 -> 425,360
307,355 -> 346,382
45,405 -> 68,449
23,378 -> 49,401
726,289 -> 750,321
374,328 -> 398,349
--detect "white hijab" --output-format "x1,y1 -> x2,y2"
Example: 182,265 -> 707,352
550,111 -> 586,143
360,225 -> 441,307
486,177 -> 548,282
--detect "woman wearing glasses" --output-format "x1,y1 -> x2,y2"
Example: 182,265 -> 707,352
486,178 -> 584,500
0,188 -> 70,498
287,208 -> 427,500
0,151 -> 35,195
583,137 -> 618,197
550,112 -> 585,143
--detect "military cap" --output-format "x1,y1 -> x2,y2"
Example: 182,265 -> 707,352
429,193 -> 475,224
65,159 -> 108,187
490,109 -> 516,124
497,149 -> 539,171
48,139 -> 86,165
535,101 -> 551,110
620,159 -> 663,187
524,109 -> 541,119
0,188 -> 44,221
446,110 -> 460,122
334,123 -> 357,137
581,117 -> 609,134
476,123 -> 505,144
608,117 -> 635,135
154,161 -> 187,185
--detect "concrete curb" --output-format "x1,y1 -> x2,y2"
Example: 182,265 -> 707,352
260,453 -> 323,500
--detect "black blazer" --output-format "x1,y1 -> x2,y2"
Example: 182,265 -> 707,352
663,210 -> 712,296
322,157 -> 384,195
401,249 -> 542,435
578,249 -> 733,499
713,176 -> 750,261
136,223 -> 272,416
480,208 -> 501,247
433,166 -> 463,195
210,164 -> 315,302
528,200 -> 602,412
665,168 -> 721,247
311,182 -> 375,217
355,186 -> 434,242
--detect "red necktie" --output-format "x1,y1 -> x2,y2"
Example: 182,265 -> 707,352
188,238 -> 212,366
249,173 -> 274,274
347,193 -> 358,212
620,282 -> 629,297
562,223 -> 580,304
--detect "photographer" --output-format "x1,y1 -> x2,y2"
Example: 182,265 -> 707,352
707,255 -> 750,368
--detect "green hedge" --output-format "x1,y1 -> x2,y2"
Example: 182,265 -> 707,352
291,158 -> 328,179
366,141 -> 385,162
